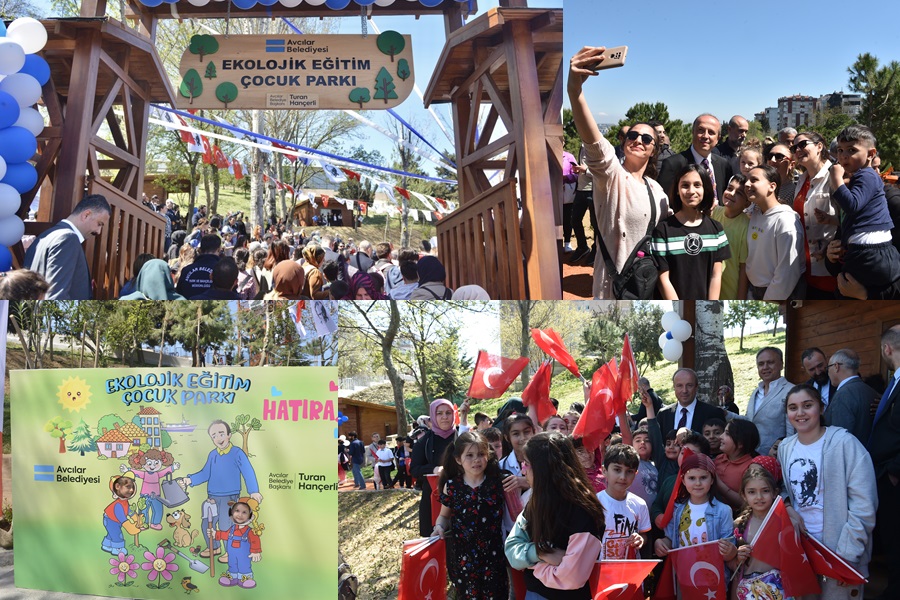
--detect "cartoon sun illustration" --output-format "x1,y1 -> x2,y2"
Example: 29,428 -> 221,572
57,376 -> 92,413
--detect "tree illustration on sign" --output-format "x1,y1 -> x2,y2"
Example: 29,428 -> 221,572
216,82 -> 239,109
376,31 -> 405,62
188,34 -> 219,62
45,416 -> 74,453
205,62 -> 217,79
179,69 -> 203,105
67,418 -> 96,456
348,87 -> 370,109
373,67 -> 398,104
396,58 -> 410,81
231,414 -> 262,456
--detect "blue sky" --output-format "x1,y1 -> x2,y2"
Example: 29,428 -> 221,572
564,0 -> 899,127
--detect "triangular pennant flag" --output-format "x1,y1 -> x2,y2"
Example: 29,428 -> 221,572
201,136 -> 214,165
271,140 -> 298,162
617,334 -> 639,413
358,201 -> 368,216
378,182 -> 397,204
521,360 -> 555,424
174,114 -> 194,144
213,145 -> 229,169
319,161 -> 347,183
394,186 -> 410,200
467,351 -> 529,400
409,209 -> 419,222
232,161 -> 244,180
341,167 -> 361,180
433,211 -> 443,221
422,210 -> 433,222
186,132 -> 204,154
531,328 -> 582,379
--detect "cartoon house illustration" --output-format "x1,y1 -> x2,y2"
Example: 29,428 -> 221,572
137,406 -> 163,448
96,427 -> 133,459
118,422 -> 151,449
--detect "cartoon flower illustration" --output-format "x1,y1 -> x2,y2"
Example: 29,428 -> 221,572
109,552 -> 137,586
141,547 -> 179,588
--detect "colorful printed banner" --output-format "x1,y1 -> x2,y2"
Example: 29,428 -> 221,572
12,367 -> 337,599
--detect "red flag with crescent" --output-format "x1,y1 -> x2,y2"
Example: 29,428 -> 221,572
521,360 -> 555,424
750,497 -> 821,596
572,360 -> 617,452
341,167 -> 361,180
200,136 -> 213,165
531,328 -> 581,379
467,351 -> 529,400
398,537 -> 446,600
801,532 -> 866,585
232,161 -> 244,180
667,541 -> 726,600
590,560 -> 658,600
617,334 -> 639,412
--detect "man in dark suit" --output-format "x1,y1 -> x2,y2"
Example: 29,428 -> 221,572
656,368 -> 725,436
24,194 -> 111,300
869,325 -> 900,600
824,348 -> 876,443
801,347 -> 837,406
657,114 -> 733,201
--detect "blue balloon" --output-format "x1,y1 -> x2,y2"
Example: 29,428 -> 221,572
0,91 -> 19,129
139,0 -> 164,7
354,0 -> 377,5
20,55 -> 50,86
0,246 -> 12,272
232,0 -> 257,9
325,0 -> 352,9
257,0 -> 279,6
2,161 -> 37,193
0,22 -> 6,37
0,126 -> 35,163
418,0 -> 443,6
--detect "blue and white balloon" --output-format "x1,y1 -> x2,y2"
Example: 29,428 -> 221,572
0,72 -> 42,107
6,18 -> 48,55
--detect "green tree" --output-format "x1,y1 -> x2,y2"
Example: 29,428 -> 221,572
179,69 -> 203,105
231,414 -> 262,457
205,62 -> 217,79
45,416 -> 74,454
188,34 -> 219,62
621,301 -> 665,374
376,31 -> 405,62
67,419 -> 96,456
97,414 -> 126,437
421,329 -> 473,402
810,107 -> 856,145
397,59 -> 411,81
348,87 -> 370,110
215,82 -> 238,109
604,101 -> 693,153
759,303 -> 782,336
373,67 -> 398,103
723,301 -> 764,351
167,302 -> 233,366
564,108 -> 580,155
847,53 -> 900,167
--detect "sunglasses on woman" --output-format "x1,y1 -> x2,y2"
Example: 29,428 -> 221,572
625,130 -> 655,145
790,139 -> 816,154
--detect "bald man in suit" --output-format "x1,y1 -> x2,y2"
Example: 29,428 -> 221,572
658,114 -> 733,202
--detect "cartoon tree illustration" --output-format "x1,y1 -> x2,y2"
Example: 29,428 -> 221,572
98,414 -> 126,435
68,419 -> 96,456
376,31 -> 405,62
179,69 -> 203,105
215,82 -> 239,109
348,87 -> 370,109
44,416 -> 74,454
188,34 -> 219,62
373,67 -> 398,104
396,59 -> 410,81
205,62 -> 217,79
231,414 -> 262,456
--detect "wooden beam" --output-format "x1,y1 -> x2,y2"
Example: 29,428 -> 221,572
460,133 -> 513,167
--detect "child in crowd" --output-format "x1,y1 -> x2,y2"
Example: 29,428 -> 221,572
542,415 -> 568,435
715,419 -> 760,512
737,145 -> 764,177
597,444 -> 651,560
499,414 -> 535,495
711,175 -> 751,299
572,435 -> 605,493
768,437 -> 784,459
778,384 -> 878,600
730,464 -> 785,599
702,417 -> 726,458
627,427 -> 658,508
432,431 -> 508,600
829,124 -> 900,298
482,427 -> 504,461
651,432 -> 710,530
0,269 -> 49,299
505,432 -> 605,599
652,164 -> 731,299
473,412 -> 494,430
374,439 -> 396,489
744,165 -> 805,300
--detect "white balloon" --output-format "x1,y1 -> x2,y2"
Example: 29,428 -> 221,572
0,183 -> 18,218
0,156 -> 6,182
662,338 -> 683,362
13,106 -> 44,136
661,310 -> 680,331
186,0 -> 211,6
658,332 -> 670,350
6,18 -> 48,55
670,320 -> 693,342
0,215 -> 24,246
374,0 -> 395,5
304,0 -> 327,5
0,73 -> 42,107
0,40 -> 25,76
280,0 -> 303,6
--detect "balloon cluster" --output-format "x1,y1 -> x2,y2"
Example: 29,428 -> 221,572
658,311 -> 692,362
0,17 -> 48,270
141,0 -> 460,9
334,410 -> 349,438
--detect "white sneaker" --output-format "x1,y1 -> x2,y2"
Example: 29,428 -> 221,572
563,243 -> 573,253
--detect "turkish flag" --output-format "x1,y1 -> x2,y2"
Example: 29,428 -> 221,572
668,541 -> 726,600
270,140 -> 298,162
342,167 -> 361,180
654,555 -> 676,600
509,569 -> 527,600
521,360 -> 555,424
433,196 -> 448,209
175,114 -> 194,144
616,335 -> 639,412
212,145 -> 229,169
466,350 -> 529,400
394,186 -> 410,200
200,136 -> 213,165
750,496 -> 820,596
426,473 -> 442,528
658,447 -> 693,529
358,201 -> 368,216
531,328 -> 582,379
232,161 -> 244,180
801,532 -> 866,586
590,560 -> 658,600
323,195 -> 330,207
398,537 -> 446,600
573,360 -> 617,452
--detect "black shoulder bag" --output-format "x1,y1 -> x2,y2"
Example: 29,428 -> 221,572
597,177 -> 659,299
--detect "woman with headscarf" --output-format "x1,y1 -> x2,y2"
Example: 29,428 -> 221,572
301,244 -> 330,299
120,259 -> 185,300
263,261 -> 308,300
409,256 -> 453,299
451,285 -> 491,300
410,398 -> 459,536
167,231 -> 187,261
349,272 -> 386,300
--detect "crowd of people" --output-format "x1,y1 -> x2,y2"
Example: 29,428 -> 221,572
5,193 -> 494,300
566,46 -> 900,301
352,328 -> 900,600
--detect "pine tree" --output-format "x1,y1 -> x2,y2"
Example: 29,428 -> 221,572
373,67 -> 398,104
68,419 -> 97,456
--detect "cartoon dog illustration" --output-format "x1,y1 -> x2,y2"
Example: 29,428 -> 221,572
167,510 -> 200,548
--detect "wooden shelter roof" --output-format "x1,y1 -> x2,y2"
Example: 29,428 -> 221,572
423,7 -> 561,106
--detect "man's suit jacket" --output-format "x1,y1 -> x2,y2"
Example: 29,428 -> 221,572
824,377 -> 876,444
869,376 -> 900,479
657,148 -> 733,201
746,377 -> 795,455
23,221 -> 91,300
656,400 -> 725,436
806,378 -> 837,406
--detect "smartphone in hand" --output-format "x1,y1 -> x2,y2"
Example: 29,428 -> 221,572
589,45 -> 628,71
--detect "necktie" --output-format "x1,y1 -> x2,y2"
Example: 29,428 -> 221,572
701,157 -> 717,200
678,407 -> 688,429
868,376 -> 897,446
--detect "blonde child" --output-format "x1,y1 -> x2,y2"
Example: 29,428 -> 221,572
738,144 -> 764,177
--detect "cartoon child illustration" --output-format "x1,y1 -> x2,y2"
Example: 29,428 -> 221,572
102,471 -> 138,555
211,497 -> 264,589
121,449 -> 180,531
